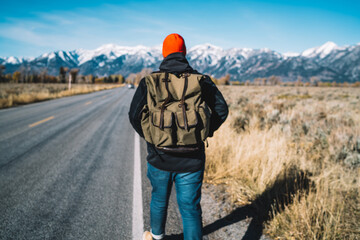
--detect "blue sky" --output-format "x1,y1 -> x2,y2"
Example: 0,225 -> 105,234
0,0 -> 359,57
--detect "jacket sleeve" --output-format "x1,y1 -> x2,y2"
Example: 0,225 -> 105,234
128,78 -> 147,138
200,75 -> 229,137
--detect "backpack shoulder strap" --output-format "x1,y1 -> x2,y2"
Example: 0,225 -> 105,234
179,73 -> 190,131
159,72 -> 172,130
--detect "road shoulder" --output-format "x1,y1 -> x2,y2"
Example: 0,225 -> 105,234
201,183 -> 272,240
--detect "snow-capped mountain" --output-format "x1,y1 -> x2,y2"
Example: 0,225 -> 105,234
301,41 -> 339,58
1,42 -> 359,82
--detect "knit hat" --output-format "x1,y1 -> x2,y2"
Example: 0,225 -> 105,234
162,33 -> 186,58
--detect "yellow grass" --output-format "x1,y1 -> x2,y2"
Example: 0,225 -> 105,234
205,86 -> 360,239
0,83 -> 124,109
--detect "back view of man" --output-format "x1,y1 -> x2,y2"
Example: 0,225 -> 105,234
129,33 -> 228,240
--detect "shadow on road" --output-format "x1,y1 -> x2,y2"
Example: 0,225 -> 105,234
165,168 -> 311,240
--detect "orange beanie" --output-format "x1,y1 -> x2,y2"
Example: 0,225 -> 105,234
162,33 -> 187,58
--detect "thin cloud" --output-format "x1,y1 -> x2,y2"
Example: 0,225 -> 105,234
0,5 -> 162,54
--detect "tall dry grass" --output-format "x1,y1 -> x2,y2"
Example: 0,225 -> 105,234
205,86 -> 360,239
0,83 -> 123,109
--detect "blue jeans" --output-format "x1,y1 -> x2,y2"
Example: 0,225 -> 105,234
147,163 -> 204,240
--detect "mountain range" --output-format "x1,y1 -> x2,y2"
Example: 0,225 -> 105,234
1,41 -> 359,82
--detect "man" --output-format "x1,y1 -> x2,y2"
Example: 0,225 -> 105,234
129,33 -> 228,240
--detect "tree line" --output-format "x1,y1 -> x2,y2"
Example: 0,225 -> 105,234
1,64 -> 359,87
0,65 -> 125,84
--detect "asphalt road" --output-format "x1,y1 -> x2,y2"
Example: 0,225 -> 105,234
0,87 -> 183,240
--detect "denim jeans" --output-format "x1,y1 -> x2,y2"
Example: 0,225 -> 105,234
147,162 -> 204,240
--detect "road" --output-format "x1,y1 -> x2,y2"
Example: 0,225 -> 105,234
0,87 -> 183,240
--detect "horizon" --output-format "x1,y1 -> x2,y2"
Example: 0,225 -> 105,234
1,0 -> 360,58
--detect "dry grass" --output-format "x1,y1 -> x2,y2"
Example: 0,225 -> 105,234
205,86 -> 360,239
0,83 -> 124,109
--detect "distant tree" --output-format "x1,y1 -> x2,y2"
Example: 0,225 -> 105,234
69,68 -> 79,83
108,74 -> 124,84
28,74 -> 34,83
109,75 -> 117,83
268,75 -> 281,85
13,71 -> 21,83
18,65 -> 25,83
32,73 -> 40,83
77,75 -> 85,84
47,75 -> 58,83
261,77 -> 267,86
342,82 -> 350,88
125,73 -> 134,84
39,68 -> 48,83
59,67 -> 68,83
310,76 -> 319,86
296,76 -> 303,87
84,74 -> 94,84
0,65 -> 5,82
19,65 -> 31,83
218,74 -> 230,85
254,78 -> 262,86
118,74 -> 125,84
5,73 -> 12,82
129,68 -> 153,85
95,77 -> 104,84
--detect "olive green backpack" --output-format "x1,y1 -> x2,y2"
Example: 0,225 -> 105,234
140,72 -> 211,153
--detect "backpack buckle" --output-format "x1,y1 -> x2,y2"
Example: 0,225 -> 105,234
181,73 -> 191,78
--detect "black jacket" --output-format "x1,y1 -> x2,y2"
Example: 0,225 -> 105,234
129,52 -> 228,172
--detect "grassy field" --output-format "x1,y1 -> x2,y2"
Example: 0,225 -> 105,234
205,86 -> 359,239
0,83 -> 123,109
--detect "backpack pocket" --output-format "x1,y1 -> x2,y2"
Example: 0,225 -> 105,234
198,102 -> 212,141
175,110 -> 199,145
151,110 -> 175,147
140,105 -> 154,144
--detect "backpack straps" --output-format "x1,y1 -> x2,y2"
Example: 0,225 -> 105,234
179,73 -> 189,131
159,72 -> 171,130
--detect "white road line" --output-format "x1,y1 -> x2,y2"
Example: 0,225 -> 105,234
132,132 -> 144,240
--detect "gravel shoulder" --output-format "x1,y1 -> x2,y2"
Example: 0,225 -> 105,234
201,183 -> 272,240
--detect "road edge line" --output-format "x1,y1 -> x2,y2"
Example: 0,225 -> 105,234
132,132 -> 144,239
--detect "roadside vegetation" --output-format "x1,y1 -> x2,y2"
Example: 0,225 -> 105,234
0,65 -> 130,109
0,83 -> 123,109
205,86 -> 359,239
